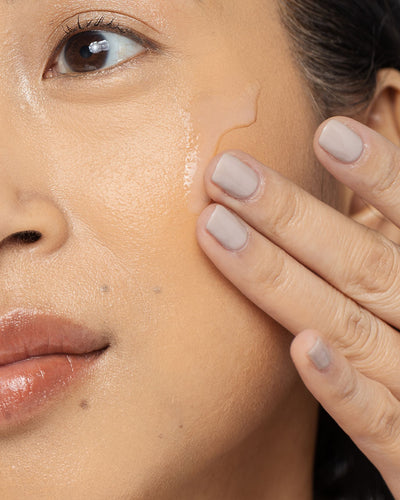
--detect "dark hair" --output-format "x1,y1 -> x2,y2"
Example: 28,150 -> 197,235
277,1 -> 400,498
279,0 -> 400,120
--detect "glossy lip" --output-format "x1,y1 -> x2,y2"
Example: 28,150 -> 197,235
0,308 -> 110,429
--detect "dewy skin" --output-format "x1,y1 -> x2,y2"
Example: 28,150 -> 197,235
183,80 -> 261,214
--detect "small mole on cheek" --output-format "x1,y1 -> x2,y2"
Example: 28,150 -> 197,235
80,399 -> 89,410
179,424 -> 183,429
100,285 -> 110,293
158,433 -> 164,439
152,286 -> 162,294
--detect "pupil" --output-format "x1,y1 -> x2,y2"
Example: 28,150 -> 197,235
79,45 -> 92,59
64,31 -> 109,73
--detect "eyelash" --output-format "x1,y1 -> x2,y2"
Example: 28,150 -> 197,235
46,13 -> 162,78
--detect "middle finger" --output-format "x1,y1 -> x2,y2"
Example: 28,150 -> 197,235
196,203 -> 400,397
203,150 -> 400,329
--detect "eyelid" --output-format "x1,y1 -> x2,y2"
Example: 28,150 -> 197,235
43,11 -> 166,79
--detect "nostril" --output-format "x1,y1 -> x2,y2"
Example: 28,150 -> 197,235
11,231 -> 42,244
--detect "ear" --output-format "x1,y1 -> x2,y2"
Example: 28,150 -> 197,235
348,68 -> 400,245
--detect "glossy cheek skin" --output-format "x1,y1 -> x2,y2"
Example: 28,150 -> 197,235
0,1 -> 320,498
184,80 -> 261,213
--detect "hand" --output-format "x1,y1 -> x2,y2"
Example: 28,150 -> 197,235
196,117 -> 400,498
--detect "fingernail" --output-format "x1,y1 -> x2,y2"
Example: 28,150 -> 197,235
206,205 -> 249,251
211,154 -> 259,199
319,120 -> 364,163
307,337 -> 331,371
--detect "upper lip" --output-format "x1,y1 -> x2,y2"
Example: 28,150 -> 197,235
0,308 -> 110,367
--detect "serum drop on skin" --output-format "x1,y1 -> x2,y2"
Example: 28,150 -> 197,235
184,80 -> 261,214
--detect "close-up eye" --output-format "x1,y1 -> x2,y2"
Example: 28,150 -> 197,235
45,21 -> 153,78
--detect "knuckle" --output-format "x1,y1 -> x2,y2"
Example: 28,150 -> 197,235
267,186 -> 304,237
368,147 -> 400,199
345,234 -> 400,299
338,303 -> 379,361
336,369 -> 400,451
362,392 -> 400,449
247,248 -> 291,293
336,364 -> 361,405
342,304 -> 370,343
376,407 -> 400,447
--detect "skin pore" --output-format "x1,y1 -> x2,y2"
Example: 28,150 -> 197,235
0,0 -> 347,498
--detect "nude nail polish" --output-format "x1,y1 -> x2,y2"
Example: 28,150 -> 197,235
307,337 -> 331,371
206,205 -> 249,251
211,154 -> 259,199
319,120 -> 364,163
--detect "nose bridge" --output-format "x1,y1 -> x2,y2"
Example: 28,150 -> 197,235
0,21 -> 70,257
0,92 -> 19,144
0,118 -> 45,199
0,90 -> 37,174
0,62 -> 54,198
0,34 -> 45,141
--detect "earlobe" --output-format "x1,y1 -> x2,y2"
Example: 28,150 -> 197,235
349,192 -> 400,245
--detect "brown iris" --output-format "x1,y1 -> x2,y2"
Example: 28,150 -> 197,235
63,31 -> 110,72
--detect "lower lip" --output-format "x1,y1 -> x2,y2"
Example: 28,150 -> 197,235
0,352 -> 104,429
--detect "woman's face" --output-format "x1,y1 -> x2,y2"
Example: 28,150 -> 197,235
0,0 -> 342,497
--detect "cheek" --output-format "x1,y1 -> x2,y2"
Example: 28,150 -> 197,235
30,66 -> 300,491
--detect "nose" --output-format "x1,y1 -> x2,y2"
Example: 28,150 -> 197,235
0,182 -> 69,255
0,59 -> 70,259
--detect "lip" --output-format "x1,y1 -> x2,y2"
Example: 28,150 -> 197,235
0,308 -> 110,429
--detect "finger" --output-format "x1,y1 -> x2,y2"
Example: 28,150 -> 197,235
196,205 -> 400,396
291,330 -> 400,498
315,116 -> 400,228
203,150 -> 400,328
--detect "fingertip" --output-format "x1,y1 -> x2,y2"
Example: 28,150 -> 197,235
314,117 -> 366,164
203,149 -> 266,204
195,203 -> 219,249
314,115 -> 364,143
203,150 -> 249,187
290,329 -> 321,360
291,330 -> 334,376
